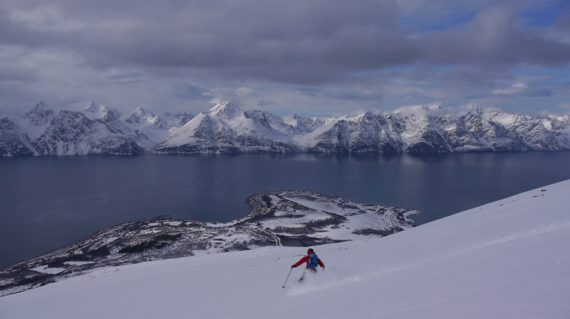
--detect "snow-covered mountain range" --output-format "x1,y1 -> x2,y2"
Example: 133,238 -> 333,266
0,190 -> 416,296
1,181 -> 568,318
2,100 -> 570,157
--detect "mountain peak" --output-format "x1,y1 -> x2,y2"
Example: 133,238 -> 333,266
34,101 -> 48,110
468,104 -> 482,112
394,104 -> 442,114
27,101 -> 52,114
124,106 -> 166,129
24,101 -> 55,125
208,101 -> 242,119
132,106 -> 143,112
130,106 -> 152,117
357,111 -> 376,119
84,100 -> 106,113
467,104 -> 504,116
80,100 -> 121,121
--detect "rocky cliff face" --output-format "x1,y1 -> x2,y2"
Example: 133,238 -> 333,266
32,110 -> 145,156
0,117 -> 34,157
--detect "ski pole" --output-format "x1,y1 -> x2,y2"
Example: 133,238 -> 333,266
282,268 -> 293,288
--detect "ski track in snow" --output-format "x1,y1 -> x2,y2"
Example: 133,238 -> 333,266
285,269 -> 363,296
284,220 -> 570,297
283,193 -> 570,297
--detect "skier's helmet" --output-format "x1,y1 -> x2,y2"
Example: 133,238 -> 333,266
307,248 -> 314,255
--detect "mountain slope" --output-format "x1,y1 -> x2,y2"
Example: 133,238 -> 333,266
121,107 -> 193,146
1,180 -> 569,319
0,190 -> 416,296
0,117 -> 34,157
154,101 -> 297,154
21,101 -> 55,140
33,110 -> 144,156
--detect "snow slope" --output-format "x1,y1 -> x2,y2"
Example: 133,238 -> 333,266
0,190 -> 416,297
1,181 -> 570,319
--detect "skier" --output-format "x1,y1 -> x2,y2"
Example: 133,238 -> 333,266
291,248 -> 325,273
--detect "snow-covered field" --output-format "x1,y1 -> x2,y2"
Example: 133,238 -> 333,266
1,180 -> 569,319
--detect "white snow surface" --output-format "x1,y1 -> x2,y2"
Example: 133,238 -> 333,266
74,100 -> 116,120
163,102 -> 294,148
29,266 -> 65,275
1,180 -> 570,319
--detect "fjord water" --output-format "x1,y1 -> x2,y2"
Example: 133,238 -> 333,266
1,152 -> 569,268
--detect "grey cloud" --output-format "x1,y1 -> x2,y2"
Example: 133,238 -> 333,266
523,88 -> 553,97
173,83 -> 209,101
0,65 -> 39,83
106,70 -> 148,83
440,66 -> 509,88
0,0 -> 416,84
255,99 -> 277,107
418,6 -> 570,66
0,0 -> 569,115
556,5 -> 570,30
1,1 -> 569,85
492,81 -> 553,97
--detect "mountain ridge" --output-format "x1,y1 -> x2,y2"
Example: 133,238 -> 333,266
1,101 -> 569,157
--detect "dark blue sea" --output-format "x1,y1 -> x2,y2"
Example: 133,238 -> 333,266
1,152 -> 569,267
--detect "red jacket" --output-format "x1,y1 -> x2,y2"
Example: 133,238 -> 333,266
292,254 -> 325,269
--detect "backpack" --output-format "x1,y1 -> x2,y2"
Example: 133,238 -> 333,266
307,254 -> 319,269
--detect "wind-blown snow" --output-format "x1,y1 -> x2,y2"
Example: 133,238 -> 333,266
2,180 -> 569,318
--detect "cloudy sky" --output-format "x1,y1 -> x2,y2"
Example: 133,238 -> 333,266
1,0 -> 570,116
